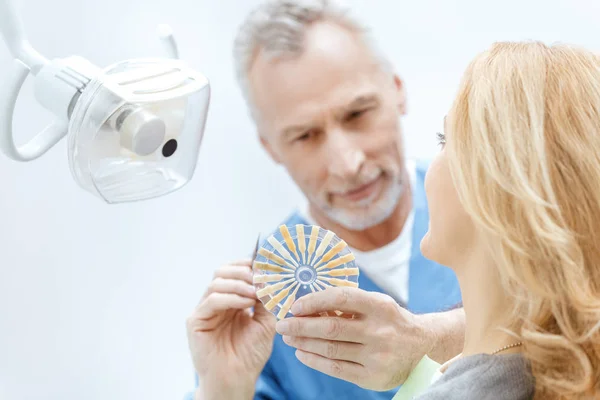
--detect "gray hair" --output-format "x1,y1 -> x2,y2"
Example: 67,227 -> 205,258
232,0 -> 393,119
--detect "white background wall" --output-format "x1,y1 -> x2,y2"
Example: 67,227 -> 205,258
0,1 -> 598,399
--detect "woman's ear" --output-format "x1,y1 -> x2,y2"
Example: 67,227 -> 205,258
394,75 -> 407,115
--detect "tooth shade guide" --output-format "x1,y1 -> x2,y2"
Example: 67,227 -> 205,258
306,226 -> 319,264
315,280 -> 329,291
255,278 -> 295,297
312,230 -> 335,263
312,240 -> 348,269
267,236 -> 299,267
277,284 -> 300,319
316,253 -> 355,272
279,225 -> 299,260
257,248 -> 289,268
321,277 -> 359,288
253,261 -> 294,274
253,273 -> 295,283
265,281 -> 298,311
318,267 -> 359,277
296,224 -> 307,264
253,224 -> 360,319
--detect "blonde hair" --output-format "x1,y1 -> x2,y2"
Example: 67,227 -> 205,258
446,41 -> 600,399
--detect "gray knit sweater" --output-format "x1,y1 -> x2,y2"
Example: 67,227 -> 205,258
414,354 -> 535,400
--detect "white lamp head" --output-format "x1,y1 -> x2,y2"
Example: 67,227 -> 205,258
0,0 -> 210,203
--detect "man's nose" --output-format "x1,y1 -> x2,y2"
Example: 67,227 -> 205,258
325,132 -> 366,180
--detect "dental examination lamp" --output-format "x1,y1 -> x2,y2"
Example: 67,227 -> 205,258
0,0 -> 210,203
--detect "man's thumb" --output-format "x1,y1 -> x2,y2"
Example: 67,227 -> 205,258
253,300 -> 276,326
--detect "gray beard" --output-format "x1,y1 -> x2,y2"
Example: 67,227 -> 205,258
318,177 -> 405,231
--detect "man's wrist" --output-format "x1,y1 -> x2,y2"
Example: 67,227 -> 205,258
195,375 -> 256,400
417,308 -> 465,364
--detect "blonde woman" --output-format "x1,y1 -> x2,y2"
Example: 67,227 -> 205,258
416,41 -> 600,399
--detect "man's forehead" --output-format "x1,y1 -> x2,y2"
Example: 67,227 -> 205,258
249,22 -> 383,93
248,21 -> 389,134
251,52 -> 379,95
273,89 -> 381,132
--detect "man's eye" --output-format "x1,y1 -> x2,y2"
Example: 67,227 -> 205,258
295,130 -> 315,142
346,108 -> 369,121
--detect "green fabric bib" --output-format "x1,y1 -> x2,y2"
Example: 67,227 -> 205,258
392,355 -> 441,400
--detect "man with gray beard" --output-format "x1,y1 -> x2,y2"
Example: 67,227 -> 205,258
185,1 -> 465,399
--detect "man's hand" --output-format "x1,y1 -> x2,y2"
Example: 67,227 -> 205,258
186,259 -> 277,400
275,287 -> 465,391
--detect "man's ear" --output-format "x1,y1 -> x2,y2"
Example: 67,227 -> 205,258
393,74 -> 407,115
259,135 -> 281,164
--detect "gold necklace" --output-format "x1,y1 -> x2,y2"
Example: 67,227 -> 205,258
491,342 -> 523,355
440,342 -> 524,373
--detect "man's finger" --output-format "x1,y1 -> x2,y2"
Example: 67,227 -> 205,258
205,278 -> 257,299
213,264 -> 254,284
282,336 -> 364,363
290,287 -> 375,316
294,349 -> 363,384
276,316 -> 365,342
196,292 -> 255,320
227,258 -> 253,266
